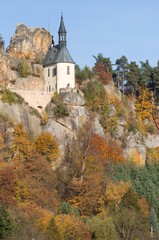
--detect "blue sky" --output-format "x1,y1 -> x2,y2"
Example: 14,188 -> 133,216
1,0 -> 159,68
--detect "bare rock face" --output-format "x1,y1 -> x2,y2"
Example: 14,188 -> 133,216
104,82 -> 121,101
0,100 -> 41,137
0,52 -> 17,85
124,132 -> 146,165
6,23 -> 52,60
0,38 -> 4,53
60,92 -> 86,106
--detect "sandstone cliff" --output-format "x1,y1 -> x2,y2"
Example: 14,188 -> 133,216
6,23 -> 52,60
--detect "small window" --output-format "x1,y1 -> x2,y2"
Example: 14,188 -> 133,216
67,66 -> 70,75
49,85 -> 51,92
52,67 -> 57,77
48,68 -> 50,77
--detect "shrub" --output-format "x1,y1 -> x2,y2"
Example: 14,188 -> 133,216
17,59 -> 31,78
1,89 -> 24,105
54,103 -> 69,118
41,111 -> 49,126
51,94 -> 69,118
58,202 -> 80,217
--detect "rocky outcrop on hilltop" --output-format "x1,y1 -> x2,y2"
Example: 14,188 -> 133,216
6,23 -> 52,60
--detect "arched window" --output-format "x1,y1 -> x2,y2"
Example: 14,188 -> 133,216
67,66 -> 70,75
48,68 -> 50,77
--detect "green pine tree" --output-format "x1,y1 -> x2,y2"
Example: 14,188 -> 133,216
0,206 -> 14,239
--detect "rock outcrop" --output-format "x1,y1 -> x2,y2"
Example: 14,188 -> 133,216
0,100 -> 41,137
6,23 -> 52,60
0,52 -> 16,85
45,92 -> 105,153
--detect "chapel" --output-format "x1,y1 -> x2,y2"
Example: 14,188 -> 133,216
43,14 -> 75,93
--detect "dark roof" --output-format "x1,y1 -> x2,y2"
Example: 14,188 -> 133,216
58,15 -> 66,33
43,45 -> 74,66
55,45 -> 74,63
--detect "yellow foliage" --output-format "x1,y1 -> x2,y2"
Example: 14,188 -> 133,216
16,179 -> 30,202
0,133 -> 4,151
146,147 -> 159,164
54,214 -> 91,240
128,149 -> 145,166
104,180 -> 131,209
135,88 -> 154,120
10,123 -> 32,165
41,111 -> 49,125
34,132 -> 59,163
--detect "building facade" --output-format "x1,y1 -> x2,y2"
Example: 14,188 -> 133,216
43,15 -> 75,93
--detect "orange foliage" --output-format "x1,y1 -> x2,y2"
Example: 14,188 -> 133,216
70,173 -> 103,216
129,149 -> 145,166
88,134 -> 125,164
93,62 -> 112,85
0,165 -> 19,207
138,197 -> 150,217
18,201 -> 53,232
17,149 -> 59,211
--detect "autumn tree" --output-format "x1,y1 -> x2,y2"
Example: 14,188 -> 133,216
33,132 -> 59,163
135,87 -> 155,121
0,165 -> 19,207
45,217 -> 62,240
87,215 -> 118,240
53,214 -> 91,240
17,149 -> 59,211
113,207 -> 151,240
10,123 -> 32,164
93,53 -> 112,85
104,180 -> 131,211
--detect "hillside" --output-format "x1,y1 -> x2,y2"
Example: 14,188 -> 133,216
0,25 -> 159,240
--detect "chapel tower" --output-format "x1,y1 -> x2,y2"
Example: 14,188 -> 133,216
43,14 -> 75,93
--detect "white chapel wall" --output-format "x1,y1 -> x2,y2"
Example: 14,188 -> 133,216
44,65 -> 57,92
56,63 -> 75,92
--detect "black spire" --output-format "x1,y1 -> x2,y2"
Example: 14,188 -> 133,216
58,14 -> 67,47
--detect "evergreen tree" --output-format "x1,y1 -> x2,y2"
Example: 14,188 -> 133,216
115,55 -> 128,94
139,60 -> 152,87
150,207 -> 158,239
0,206 -> 14,239
127,61 -> 141,95
152,61 -> 159,101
